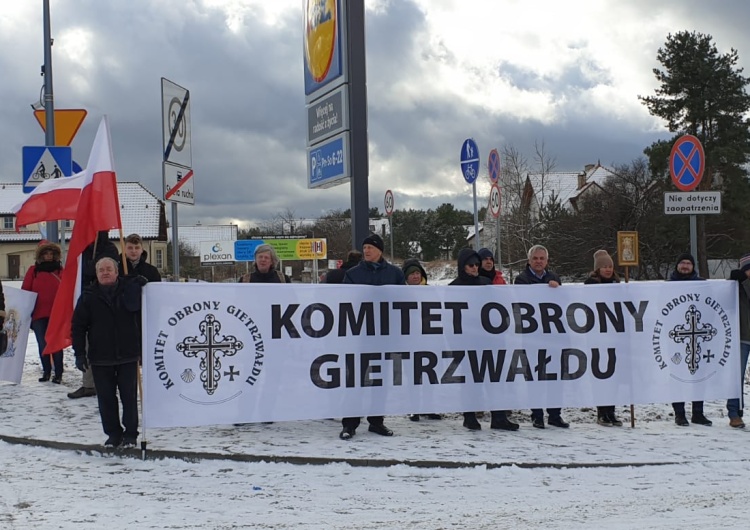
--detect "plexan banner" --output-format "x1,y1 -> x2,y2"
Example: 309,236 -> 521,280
141,281 -> 740,428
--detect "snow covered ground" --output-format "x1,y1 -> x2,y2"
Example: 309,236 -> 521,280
2,280 -> 750,529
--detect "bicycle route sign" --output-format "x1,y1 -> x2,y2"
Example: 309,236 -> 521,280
460,138 -> 479,184
22,146 -> 72,193
670,134 -> 704,192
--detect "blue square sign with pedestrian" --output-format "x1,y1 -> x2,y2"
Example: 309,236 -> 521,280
22,146 -> 73,193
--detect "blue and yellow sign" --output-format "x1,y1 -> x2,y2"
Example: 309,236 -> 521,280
304,0 -> 345,97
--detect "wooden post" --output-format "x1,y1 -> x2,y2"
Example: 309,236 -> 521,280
624,265 -> 635,428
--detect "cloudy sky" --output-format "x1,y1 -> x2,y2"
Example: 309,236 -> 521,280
1,0 -> 748,229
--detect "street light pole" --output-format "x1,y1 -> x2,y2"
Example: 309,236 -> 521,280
42,0 -> 58,244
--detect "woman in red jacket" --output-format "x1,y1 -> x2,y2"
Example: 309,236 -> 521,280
22,241 -> 64,383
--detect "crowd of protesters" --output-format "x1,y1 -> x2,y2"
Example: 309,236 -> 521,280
14,230 -> 750,447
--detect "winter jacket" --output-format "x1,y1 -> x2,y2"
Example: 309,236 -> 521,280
730,269 -> 750,342
325,256 -> 362,284
479,267 -> 507,285
449,248 -> 491,286
401,258 -> 428,285
583,272 -> 620,285
243,263 -> 288,283
71,278 -> 143,366
118,250 -> 162,283
343,258 -> 405,286
514,264 -> 562,285
21,241 -> 64,320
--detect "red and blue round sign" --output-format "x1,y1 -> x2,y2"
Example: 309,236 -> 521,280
488,149 -> 500,183
670,135 -> 705,192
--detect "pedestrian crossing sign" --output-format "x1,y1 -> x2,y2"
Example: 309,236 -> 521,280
22,146 -> 73,193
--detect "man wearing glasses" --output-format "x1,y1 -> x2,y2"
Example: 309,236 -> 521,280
514,244 -> 567,429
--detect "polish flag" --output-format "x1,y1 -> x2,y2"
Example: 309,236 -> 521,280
11,170 -> 87,229
44,116 -> 123,354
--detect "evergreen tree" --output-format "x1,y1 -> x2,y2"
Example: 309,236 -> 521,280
640,31 -> 750,272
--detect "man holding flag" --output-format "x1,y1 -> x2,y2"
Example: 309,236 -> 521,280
13,117 -> 136,442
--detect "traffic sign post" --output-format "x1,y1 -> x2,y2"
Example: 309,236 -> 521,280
460,138 -> 480,250
489,183 -> 501,267
384,189 -> 394,260
162,77 -> 193,280
488,149 -> 500,183
33,109 -> 87,146
669,134 -> 706,271
22,146 -> 73,193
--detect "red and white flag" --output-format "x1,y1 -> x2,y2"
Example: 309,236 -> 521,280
44,116 -> 123,354
11,170 -> 88,229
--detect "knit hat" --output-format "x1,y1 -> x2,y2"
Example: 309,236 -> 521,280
362,234 -> 384,253
477,248 -> 494,262
403,264 -> 421,277
740,253 -> 750,273
675,252 -> 695,269
593,249 -> 613,270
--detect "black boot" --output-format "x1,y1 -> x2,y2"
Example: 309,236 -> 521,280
38,373 -> 51,382
463,413 -> 481,430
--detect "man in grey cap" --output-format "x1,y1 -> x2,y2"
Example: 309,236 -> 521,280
339,233 -> 405,440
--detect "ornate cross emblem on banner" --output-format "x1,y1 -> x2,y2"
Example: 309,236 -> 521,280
669,305 -> 717,375
177,314 -> 244,395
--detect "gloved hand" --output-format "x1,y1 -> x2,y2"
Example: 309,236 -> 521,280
75,355 -> 89,372
134,275 -> 148,286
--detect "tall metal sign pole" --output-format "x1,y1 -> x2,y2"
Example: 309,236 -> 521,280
304,1 -> 368,248
487,149 -> 501,265
669,134 -> 705,270
42,0 -> 58,244
384,190 -> 394,259
346,0 -> 369,247
161,78 -> 194,281
460,139 -> 480,250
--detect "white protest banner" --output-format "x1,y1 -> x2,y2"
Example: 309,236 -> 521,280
0,287 -> 37,384
141,281 -> 740,428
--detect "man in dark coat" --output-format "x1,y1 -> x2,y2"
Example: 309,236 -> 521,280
119,233 -> 162,283
514,244 -> 568,429
450,248 -> 518,431
68,231 -> 120,400
668,253 -> 712,427
727,252 -> 750,428
72,257 -> 145,448
339,233 -> 404,440
324,250 -> 363,284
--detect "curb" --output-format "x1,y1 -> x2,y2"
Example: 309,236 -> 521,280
0,433 -> 682,470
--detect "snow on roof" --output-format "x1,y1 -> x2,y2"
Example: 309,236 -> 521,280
527,164 -> 617,208
0,181 -> 164,242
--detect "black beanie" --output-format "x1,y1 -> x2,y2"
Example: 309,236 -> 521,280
675,253 -> 695,269
362,234 -> 384,253
477,248 -> 494,262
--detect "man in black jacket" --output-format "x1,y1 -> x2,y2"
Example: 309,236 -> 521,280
668,253 -> 712,427
119,233 -> 162,283
68,231 -> 120,400
72,257 -> 145,448
514,244 -> 568,429
339,234 -> 404,440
